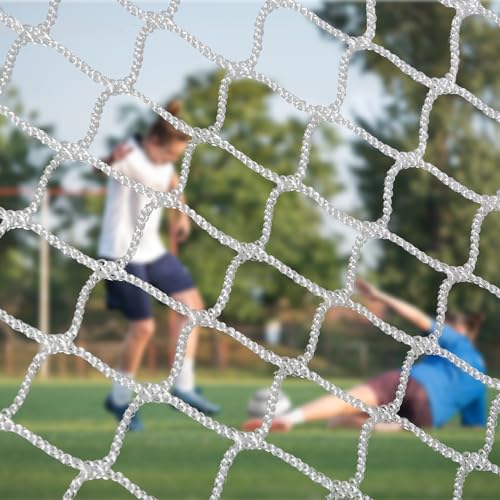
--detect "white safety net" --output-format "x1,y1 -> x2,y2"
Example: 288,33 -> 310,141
0,1 -> 499,498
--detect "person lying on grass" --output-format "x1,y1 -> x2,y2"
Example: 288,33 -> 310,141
244,279 -> 487,433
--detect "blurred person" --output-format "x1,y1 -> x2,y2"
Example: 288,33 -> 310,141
244,278 -> 486,433
98,100 -> 219,431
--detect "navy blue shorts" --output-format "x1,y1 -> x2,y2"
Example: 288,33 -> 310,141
102,253 -> 195,320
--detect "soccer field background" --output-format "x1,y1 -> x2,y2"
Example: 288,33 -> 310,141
0,377 -> 498,499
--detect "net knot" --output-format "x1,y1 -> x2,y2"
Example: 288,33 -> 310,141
373,404 -> 396,423
282,356 -> 307,377
95,259 -> 125,281
447,264 -> 472,283
362,220 -> 383,239
431,76 -> 456,95
145,11 -> 173,31
44,333 -> 73,354
482,193 -> 500,212
448,0 -> 481,16
106,78 -> 132,96
192,309 -> 216,328
80,461 -> 102,481
58,141 -> 82,161
411,335 -> 434,357
191,126 -> 212,143
21,24 -> 50,45
349,37 -> 370,51
139,382 -> 163,403
462,451 -> 489,472
82,459 -> 110,480
238,431 -> 262,450
328,288 -> 350,306
398,150 -> 422,168
239,242 -> 259,261
1,209 -> 31,230
278,174 -> 300,192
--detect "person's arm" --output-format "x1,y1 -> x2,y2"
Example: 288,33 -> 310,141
355,278 -> 432,332
168,172 -> 191,244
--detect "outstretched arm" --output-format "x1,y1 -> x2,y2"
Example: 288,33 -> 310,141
356,278 -> 432,332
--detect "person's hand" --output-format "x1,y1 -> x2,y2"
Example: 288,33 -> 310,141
175,214 -> 191,243
355,278 -> 382,302
110,143 -> 132,163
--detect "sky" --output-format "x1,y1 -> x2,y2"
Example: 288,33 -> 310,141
0,0 -> 387,254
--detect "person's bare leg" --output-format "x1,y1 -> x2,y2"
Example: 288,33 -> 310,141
373,422 -> 402,432
171,288 -> 203,358
328,413 -> 369,429
299,384 -> 377,423
328,414 -> 402,432
170,288 -> 203,391
243,384 -> 378,432
110,318 -> 155,406
120,318 -> 156,374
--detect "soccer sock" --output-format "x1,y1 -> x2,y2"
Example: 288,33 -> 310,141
281,408 -> 305,426
174,357 -> 195,392
111,372 -> 133,406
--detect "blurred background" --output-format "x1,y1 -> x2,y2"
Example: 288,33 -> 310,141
1,1 -> 500,499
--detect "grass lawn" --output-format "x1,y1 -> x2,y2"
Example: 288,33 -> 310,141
0,376 -> 498,499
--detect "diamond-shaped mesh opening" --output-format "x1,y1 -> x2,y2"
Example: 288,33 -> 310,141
388,167 -> 477,267
0,431 -> 75,498
220,78 -> 311,175
220,259 -> 321,345
344,49 -> 428,152
5,44 -> 103,143
423,93 -> 500,196
362,428 -> 456,498
13,354 -> 117,460
175,1 -> 263,62
458,13 -> 500,110
74,479 -> 138,500
50,1 -> 143,80
135,28 -> 220,104
359,239 -> 444,334
115,405 -> 231,499
255,6 -> 347,108
461,470 -> 500,499
372,1 -> 454,77
221,448 -> 329,499
187,144 -> 275,242
264,377 -> 363,483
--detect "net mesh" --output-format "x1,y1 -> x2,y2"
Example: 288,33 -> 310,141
0,0 -> 499,498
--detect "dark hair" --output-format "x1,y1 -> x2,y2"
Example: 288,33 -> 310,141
445,311 -> 484,340
147,99 -> 191,144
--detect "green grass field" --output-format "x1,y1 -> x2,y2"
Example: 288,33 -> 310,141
0,376 -> 498,499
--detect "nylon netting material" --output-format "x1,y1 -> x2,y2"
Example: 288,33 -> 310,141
0,0 -> 499,498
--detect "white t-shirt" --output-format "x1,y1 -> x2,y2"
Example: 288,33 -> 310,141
98,137 -> 174,263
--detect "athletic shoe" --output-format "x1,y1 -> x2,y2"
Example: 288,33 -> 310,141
104,394 -> 144,432
171,387 -> 220,415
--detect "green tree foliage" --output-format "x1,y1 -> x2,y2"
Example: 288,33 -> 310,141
318,2 -> 500,334
0,89 -> 94,332
0,88 -> 54,326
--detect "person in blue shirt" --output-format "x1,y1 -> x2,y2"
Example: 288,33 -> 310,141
244,278 -> 487,433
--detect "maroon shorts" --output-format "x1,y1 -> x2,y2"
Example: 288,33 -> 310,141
365,370 -> 432,428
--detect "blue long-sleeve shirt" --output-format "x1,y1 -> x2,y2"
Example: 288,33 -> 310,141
410,320 -> 487,428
